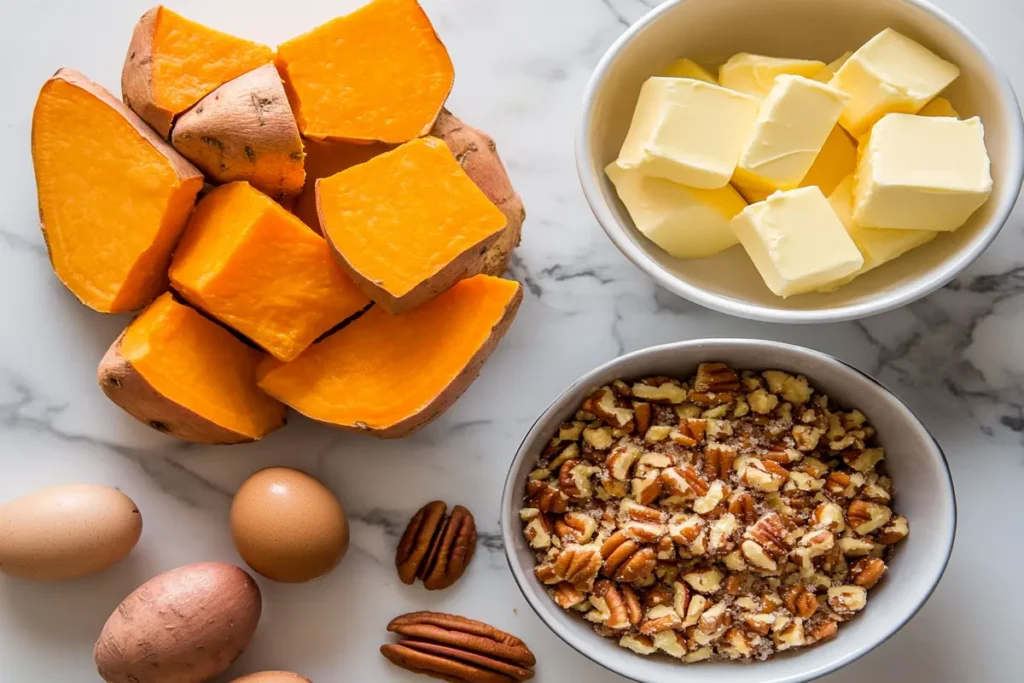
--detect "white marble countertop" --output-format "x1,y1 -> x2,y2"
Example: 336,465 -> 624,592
1,0 -> 1022,681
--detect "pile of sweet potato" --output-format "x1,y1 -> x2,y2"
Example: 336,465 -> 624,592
31,0 -> 525,444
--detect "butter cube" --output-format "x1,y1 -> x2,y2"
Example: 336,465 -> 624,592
828,175 -> 936,283
828,28 -> 960,137
606,161 -> 744,258
854,114 -> 992,231
617,77 -> 760,189
814,52 -> 853,83
919,97 -> 960,118
661,58 -> 717,83
733,76 -> 849,198
719,53 -> 826,97
730,187 -> 863,297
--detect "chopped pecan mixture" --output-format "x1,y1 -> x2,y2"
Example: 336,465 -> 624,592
520,363 -> 908,663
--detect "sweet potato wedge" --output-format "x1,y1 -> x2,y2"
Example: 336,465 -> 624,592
170,182 -> 370,361
276,0 -> 453,143
317,137 -> 507,313
32,68 -> 203,313
98,293 -> 286,444
122,6 -> 274,138
257,275 -> 522,437
430,109 -> 525,276
172,64 -> 305,199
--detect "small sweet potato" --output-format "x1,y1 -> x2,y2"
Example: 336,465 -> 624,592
95,562 -> 262,683
230,672 -> 311,683
430,109 -> 525,276
172,64 -> 305,199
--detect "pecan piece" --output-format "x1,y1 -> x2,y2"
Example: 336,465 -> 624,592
396,502 -> 477,590
382,612 -> 536,682
600,531 -> 656,583
525,479 -> 568,514
850,557 -> 886,589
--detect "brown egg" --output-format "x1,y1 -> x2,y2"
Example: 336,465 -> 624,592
0,483 -> 142,581
230,673 -> 311,683
230,467 -> 348,583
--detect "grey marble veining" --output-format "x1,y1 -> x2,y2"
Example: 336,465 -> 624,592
0,0 -> 1022,681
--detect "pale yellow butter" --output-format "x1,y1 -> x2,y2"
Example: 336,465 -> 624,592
919,96 -> 960,118
733,76 -> 849,199
730,186 -> 863,297
719,53 -> 826,97
854,114 -> 992,231
814,52 -> 853,83
826,175 -> 936,286
828,28 -> 960,137
661,58 -> 717,83
617,77 -> 760,189
606,161 -> 745,259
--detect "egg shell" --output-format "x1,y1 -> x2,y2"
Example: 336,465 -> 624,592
231,673 -> 311,683
0,483 -> 142,581
94,562 -> 262,683
230,467 -> 349,583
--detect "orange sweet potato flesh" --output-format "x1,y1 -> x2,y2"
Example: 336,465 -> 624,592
32,68 -> 203,313
258,275 -> 522,437
276,0 -> 454,143
122,6 -> 274,138
170,182 -> 370,362
318,137 -> 507,313
98,293 -> 286,444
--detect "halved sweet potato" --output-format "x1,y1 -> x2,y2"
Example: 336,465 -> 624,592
99,293 -> 286,444
430,109 -> 525,276
317,137 -> 507,313
292,138 -> 393,232
122,6 -> 274,138
32,68 -> 203,313
172,64 -> 305,199
257,275 -> 522,437
276,0 -> 453,143
170,182 -> 370,362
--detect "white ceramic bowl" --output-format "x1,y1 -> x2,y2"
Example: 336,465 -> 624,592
501,340 -> 956,683
577,0 -> 1024,324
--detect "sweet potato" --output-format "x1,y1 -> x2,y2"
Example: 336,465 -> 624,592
231,674 -> 311,683
32,68 -> 202,313
276,0 -> 453,143
430,109 -> 525,276
98,293 -> 286,444
292,138 -> 394,232
122,6 -> 274,138
170,182 -> 370,361
95,562 -> 262,683
258,275 -> 522,437
171,64 -> 305,199
317,137 -> 507,313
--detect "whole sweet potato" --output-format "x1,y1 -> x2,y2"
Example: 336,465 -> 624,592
94,562 -> 262,683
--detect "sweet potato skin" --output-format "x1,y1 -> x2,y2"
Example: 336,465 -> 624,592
121,8 -> 173,137
172,64 -> 305,199
430,109 -> 524,276
33,68 -> 203,313
98,331 -> 279,445
94,562 -> 262,683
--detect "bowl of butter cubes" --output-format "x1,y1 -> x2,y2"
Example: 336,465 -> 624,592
577,0 -> 1024,323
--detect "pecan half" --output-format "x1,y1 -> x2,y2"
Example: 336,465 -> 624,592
382,612 -> 536,682
396,501 -> 477,590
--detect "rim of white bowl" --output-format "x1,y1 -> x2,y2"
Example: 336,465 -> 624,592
576,0 -> 1024,324
500,339 -> 957,683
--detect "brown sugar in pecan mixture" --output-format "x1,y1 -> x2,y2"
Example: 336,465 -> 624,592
520,363 -> 909,663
